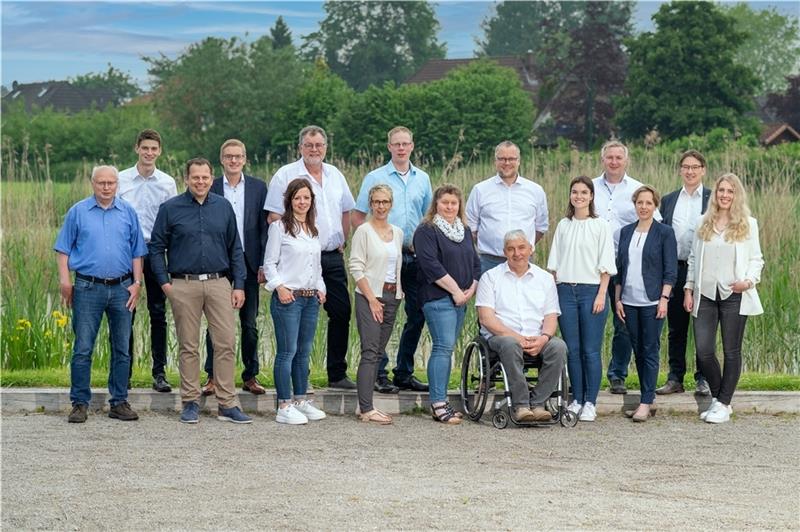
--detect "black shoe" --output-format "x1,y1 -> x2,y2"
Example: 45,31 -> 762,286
152,375 -> 172,393
394,376 -> 429,392
68,404 -> 88,423
374,376 -> 400,394
608,378 -> 627,395
655,380 -> 684,395
328,377 -> 357,390
108,401 -> 139,421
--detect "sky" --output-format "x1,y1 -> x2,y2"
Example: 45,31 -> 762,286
2,1 -> 798,90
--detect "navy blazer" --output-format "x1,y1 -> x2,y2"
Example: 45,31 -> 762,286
616,220 -> 678,302
660,186 -> 711,226
211,175 -> 268,275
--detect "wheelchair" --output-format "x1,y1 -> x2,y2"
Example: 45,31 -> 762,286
460,335 -> 578,429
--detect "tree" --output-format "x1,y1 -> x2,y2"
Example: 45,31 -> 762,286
270,16 -> 293,50
766,74 -> 800,130
614,1 -> 759,140
302,1 -> 446,91
72,64 -> 142,105
722,3 -> 800,95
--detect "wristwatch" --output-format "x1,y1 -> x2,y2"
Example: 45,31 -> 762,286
134,279 -> 144,286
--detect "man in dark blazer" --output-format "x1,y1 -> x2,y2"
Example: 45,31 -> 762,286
657,149 -> 712,396
202,139 -> 269,395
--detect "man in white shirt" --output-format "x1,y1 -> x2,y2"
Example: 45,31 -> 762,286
656,149 -> 711,396
117,129 -> 177,393
592,140 -> 659,395
467,141 -> 549,274
265,125 -> 356,389
476,230 -> 566,422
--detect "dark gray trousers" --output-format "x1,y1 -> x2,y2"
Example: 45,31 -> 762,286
355,291 -> 400,412
488,335 -> 566,408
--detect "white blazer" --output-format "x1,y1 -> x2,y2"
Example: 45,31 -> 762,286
685,216 -> 764,317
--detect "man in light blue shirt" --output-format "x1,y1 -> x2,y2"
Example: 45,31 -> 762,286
352,126 -> 432,393
54,165 -> 147,424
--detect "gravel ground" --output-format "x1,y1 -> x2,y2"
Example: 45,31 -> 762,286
2,411 -> 799,531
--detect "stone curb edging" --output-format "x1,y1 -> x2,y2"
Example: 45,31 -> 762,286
2,388 -> 798,416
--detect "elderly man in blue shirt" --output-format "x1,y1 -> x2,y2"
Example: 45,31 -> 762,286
352,126 -> 433,393
55,165 -> 147,424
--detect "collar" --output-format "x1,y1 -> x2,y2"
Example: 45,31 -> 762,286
492,174 -> 520,186
223,173 -> 245,187
388,161 -> 415,178
601,172 -> 630,185
183,190 -> 216,205
135,164 -> 159,181
298,158 -> 326,180
90,195 -> 120,211
500,260 -> 534,279
680,185 -> 703,198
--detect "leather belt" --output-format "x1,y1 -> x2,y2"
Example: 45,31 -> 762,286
293,289 -> 318,297
383,283 -> 397,293
76,272 -> 132,285
172,272 -> 224,281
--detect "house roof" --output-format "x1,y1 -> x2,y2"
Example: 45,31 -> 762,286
3,81 -> 115,113
759,123 -> 800,145
405,55 -> 539,95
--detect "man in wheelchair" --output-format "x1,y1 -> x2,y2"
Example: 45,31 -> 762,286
475,230 -> 567,422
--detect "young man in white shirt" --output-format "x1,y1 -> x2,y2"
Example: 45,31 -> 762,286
476,230 -> 566,422
117,129 -> 177,392
467,141 -> 549,274
264,125 -> 356,390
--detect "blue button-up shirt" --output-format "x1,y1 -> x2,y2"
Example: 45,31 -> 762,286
149,191 -> 246,289
54,195 -> 147,278
355,162 -> 432,248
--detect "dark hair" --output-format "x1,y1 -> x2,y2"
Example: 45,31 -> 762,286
184,157 -> 213,178
281,178 -> 318,238
679,149 -> 706,168
136,129 -> 162,148
565,175 -> 597,220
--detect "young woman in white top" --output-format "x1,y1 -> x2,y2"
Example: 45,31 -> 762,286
263,178 -> 327,425
349,185 -> 404,424
684,173 -> 764,424
547,176 -> 616,422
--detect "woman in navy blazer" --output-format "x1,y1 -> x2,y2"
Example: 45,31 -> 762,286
615,185 -> 677,422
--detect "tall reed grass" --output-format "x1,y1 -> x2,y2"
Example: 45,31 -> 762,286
2,144 -> 798,378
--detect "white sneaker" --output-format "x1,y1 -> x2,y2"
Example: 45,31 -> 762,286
705,401 -> 731,424
700,399 -> 733,421
567,400 -> 582,416
276,404 -> 308,425
295,399 -> 326,421
579,402 -> 597,422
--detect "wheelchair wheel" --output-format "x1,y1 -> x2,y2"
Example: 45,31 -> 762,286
492,411 -> 509,429
560,409 -> 579,427
460,340 -> 490,421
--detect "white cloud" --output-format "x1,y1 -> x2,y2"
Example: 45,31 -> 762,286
0,3 -> 47,26
184,2 -> 322,19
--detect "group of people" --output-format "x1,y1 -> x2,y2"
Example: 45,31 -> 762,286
55,126 -> 764,427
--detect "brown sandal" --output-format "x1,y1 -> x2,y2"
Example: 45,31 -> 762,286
359,409 -> 393,425
431,402 -> 462,425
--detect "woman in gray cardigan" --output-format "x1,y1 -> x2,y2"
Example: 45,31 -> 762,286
349,184 -> 404,424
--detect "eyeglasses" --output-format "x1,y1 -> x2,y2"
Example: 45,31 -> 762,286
94,181 -> 117,188
301,143 -> 327,150
223,154 -> 245,161
389,142 -> 412,149
496,157 -> 519,163
371,199 -> 392,206
681,164 -> 703,171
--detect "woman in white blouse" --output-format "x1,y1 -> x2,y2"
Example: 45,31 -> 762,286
349,185 -> 404,424
547,176 -> 616,422
684,173 -> 764,424
263,178 -> 327,426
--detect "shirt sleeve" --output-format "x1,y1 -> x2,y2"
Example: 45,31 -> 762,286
53,205 -> 78,256
465,187 -> 480,233
413,224 -> 448,283
474,269 -> 496,309
128,208 -> 148,258
543,275 -> 561,316
340,172 -> 356,212
354,174 -> 373,214
744,218 -> 764,284
148,204 -> 171,286
227,204 -> 246,290
263,222 -> 283,291
535,187 -> 549,234
597,219 -> 617,276
546,219 -> 563,272
264,170 -> 286,215
348,225 -> 368,282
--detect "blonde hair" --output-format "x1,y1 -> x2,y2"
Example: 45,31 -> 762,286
600,139 -> 629,159
219,139 -> 246,161
422,183 -> 467,225
368,184 -> 393,209
697,173 -> 751,242
387,126 -> 413,143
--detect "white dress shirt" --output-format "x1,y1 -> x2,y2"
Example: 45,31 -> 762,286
262,220 -> 326,293
466,174 -> 549,256
264,159 -> 355,252
117,166 -> 177,241
672,186 -> 703,261
547,216 -> 617,283
476,262 -> 560,338
699,230 -> 736,300
222,173 -> 246,248
592,173 -> 661,251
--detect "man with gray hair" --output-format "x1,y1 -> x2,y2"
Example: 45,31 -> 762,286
467,141 -> 549,274
476,230 -> 566,422
55,165 -> 147,423
264,125 -> 356,389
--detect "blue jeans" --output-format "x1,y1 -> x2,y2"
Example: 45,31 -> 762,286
557,283 -> 608,405
422,296 -> 466,403
71,277 -> 132,406
378,253 -> 425,381
622,304 -> 664,404
270,294 -> 320,401
606,279 -> 633,381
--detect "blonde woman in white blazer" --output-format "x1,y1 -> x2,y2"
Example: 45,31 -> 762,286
349,184 -> 404,424
684,173 -> 764,424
